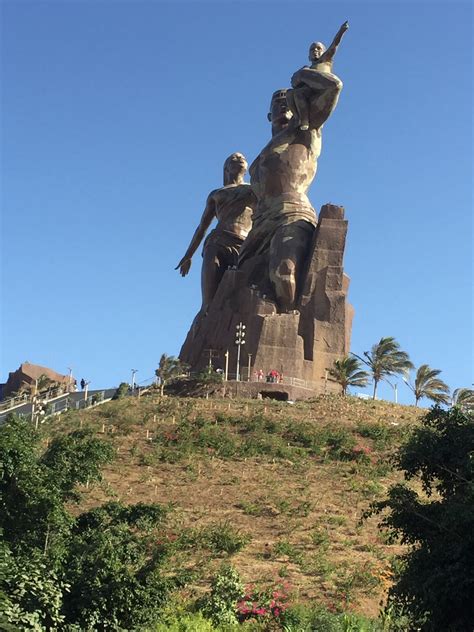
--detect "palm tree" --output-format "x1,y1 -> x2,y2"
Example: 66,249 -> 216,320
353,336 -> 414,400
452,388 -> 474,411
36,374 -> 54,393
404,364 -> 450,406
155,354 -> 185,396
329,356 -> 369,396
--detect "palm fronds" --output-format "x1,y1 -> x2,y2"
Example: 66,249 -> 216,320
405,364 -> 450,406
353,337 -> 413,399
329,356 -> 369,395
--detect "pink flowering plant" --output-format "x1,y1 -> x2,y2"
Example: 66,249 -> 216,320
236,581 -> 290,623
351,443 -> 374,463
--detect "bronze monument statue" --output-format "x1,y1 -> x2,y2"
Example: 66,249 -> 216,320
176,152 -> 256,314
238,21 -> 349,312
178,24 -> 353,398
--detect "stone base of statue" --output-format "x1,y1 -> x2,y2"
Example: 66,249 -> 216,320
179,204 -> 354,398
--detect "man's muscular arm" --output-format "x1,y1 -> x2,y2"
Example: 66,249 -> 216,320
175,194 -> 216,276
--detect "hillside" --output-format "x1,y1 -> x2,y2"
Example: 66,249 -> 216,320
44,393 -> 425,619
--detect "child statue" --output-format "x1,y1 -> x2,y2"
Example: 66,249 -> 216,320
287,21 -> 349,130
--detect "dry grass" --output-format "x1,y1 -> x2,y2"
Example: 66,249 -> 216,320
44,393 -> 425,618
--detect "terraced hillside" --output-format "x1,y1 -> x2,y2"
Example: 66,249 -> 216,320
44,393 -> 424,619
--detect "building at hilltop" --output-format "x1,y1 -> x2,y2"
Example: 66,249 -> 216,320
1,362 -> 73,399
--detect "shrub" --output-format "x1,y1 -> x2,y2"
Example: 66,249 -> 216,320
236,501 -> 267,517
91,391 -> 104,405
356,422 -> 396,450
201,564 -> 244,626
0,544 -> 66,631
200,523 -> 251,556
197,425 -> 238,458
236,580 -> 290,623
324,427 -> 357,460
195,370 -> 224,386
236,413 -> 266,433
284,421 -> 318,449
240,433 -> 296,460
310,528 -> 330,549
273,540 -> 304,565
112,382 -> 130,399
176,522 -> 250,556
153,611 -> 220,631
335,562 -> 380,604
62,502 -> 174,629
368,406 -> 474,631
280,602 -> 382,631
323,514 -> 347,527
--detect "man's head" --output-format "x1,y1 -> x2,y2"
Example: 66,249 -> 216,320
267,89 -> 293,134
223,152 -> 248,185
308,41 -> 326,62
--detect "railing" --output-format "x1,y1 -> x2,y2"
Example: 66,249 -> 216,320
187,371 -> 321,391
30,390 -> 111,426
0,385 -> 76,413
39,386 -> 74,403
281,376 -> 320,390
62,391 -> 107,412
0,393 -> 30,412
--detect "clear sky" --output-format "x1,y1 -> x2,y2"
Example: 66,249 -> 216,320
1,0 -> 472,404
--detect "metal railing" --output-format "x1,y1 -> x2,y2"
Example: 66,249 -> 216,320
186,370 -> 321,391
30,390 -> 111,426
0,385 -> 76,413
0,393 -> 30,412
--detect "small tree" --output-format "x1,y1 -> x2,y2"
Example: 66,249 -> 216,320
404,364 -> 450,406
368,406 -> 474,631
353,336 -> 413,400
328,356 -> 369,395
113,382 -> 130,399
0,416 -> 114,557
36,374 -> 54,394
202,564 -> 244,626
195,369 -> 224,386
0,415 -> 175,630
155,354 -> 186,396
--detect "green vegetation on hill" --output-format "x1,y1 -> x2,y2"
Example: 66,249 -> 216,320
368,405 -> 474,631
2,395 -> 472,630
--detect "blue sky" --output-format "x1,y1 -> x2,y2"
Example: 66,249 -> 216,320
1,1 -> 472,404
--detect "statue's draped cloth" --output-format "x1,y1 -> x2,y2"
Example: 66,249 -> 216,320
238,193 -> 317,264
203,228 -> 245,257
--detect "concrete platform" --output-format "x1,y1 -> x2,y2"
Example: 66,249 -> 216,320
222,379 -> 338,401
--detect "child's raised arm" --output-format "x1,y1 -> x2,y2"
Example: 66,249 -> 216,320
324,20 -> 349,60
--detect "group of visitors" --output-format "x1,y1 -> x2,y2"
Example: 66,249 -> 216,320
253,369 -> 282,383
266,369 -> 282,383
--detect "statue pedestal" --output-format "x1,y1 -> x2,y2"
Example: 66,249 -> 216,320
179,204 -> 353,398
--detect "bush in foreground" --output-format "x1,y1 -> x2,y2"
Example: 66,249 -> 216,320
0,416 -> 177,630
369,406 -> 474,631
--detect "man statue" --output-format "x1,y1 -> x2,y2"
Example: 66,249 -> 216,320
238,22 -> 348,312
176,152 -> 256,314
